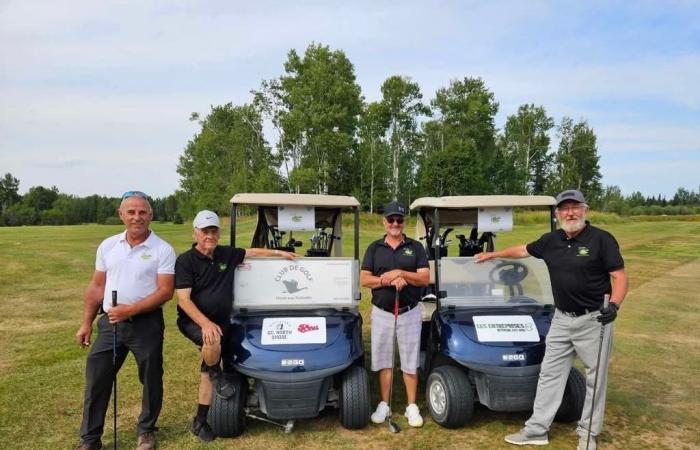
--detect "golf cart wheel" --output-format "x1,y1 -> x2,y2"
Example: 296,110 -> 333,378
426,366 -> 474,428
209,373 -> 247,437
339,365 -> 371,429
555,367 -> 586,422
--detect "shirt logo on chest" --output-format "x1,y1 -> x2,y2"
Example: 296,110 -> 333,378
218,263 -> 228,272
141,252 -> 152,260
577,246 -> 590,256
402,248 -> 414,257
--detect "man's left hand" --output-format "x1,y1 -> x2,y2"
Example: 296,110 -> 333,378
597,303 -> 619,325
107,304 -> 135,324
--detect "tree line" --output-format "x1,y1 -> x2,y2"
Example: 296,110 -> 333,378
0,174 -> 182,226
2,42 -> 698,226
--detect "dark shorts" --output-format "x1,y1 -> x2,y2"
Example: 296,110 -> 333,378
177,317 -> 229,372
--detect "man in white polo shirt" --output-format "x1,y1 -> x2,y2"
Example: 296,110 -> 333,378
75,191 -> 176,450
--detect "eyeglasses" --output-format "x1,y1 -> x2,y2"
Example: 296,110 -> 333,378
556,205 -> 586,213
386,216 -> 404,225
121,190 -> 148,200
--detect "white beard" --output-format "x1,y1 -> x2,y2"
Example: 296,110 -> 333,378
560,216 -> 586,234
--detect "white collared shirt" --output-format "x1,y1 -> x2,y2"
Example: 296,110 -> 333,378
95,230 -> 176,311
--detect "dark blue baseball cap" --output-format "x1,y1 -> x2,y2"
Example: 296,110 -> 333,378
383,200 -> 407,217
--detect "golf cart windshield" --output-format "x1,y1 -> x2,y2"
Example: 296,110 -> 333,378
233,258 -> 360,311
438,257 -> 553,307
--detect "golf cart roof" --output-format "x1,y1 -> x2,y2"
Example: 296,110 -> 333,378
230,193 -> 359,208
410,195 -> 556,210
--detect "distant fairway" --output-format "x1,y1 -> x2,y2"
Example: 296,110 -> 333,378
0,216 -> 698,449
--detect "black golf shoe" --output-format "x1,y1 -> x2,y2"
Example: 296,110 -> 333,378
191,418 -> 216,442
209,370 -> 236,399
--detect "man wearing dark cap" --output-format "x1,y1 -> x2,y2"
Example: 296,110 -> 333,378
175,210 -> 296,442
475,190 -> 628,450
361,201 -> 430,428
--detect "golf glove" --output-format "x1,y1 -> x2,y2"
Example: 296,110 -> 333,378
597,302 -> 619,325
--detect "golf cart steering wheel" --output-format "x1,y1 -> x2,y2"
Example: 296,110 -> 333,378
489,261 -> 529,296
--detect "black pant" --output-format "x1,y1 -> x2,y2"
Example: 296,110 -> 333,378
79,310 -> 164,443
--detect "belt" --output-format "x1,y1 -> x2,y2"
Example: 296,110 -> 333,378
557,308 -> 595,317
377,302 -> 418,315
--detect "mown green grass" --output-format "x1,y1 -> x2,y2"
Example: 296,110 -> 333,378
0,216 -> 698,449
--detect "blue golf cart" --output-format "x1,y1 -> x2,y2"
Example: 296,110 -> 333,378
410,196 -> 585,428
209,193 -> 370,436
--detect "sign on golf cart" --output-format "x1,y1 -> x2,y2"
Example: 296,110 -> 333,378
261,317 -> 326,345
234,258 -> 357,308
477,207 -> 513,232
473,315 -> 540,342
278,205 -> 315,231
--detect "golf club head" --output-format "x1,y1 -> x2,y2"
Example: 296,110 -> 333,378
388,420 -> 401,433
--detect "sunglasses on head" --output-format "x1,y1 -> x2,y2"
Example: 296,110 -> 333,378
121,190 -> 148,200
386,216 -> 404,225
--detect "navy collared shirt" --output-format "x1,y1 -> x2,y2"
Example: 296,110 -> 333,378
526,222 -> 624,313
362,235 -> 429,310
175,244 -> 246,324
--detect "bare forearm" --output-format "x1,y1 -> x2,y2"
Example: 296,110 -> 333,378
128,286 -> 174,315
477,245 -> 529,261
361,271 -> 384,289
393,269 -> 429,287
610,269 -> 628,307
177,291 -> 214,328
82,279 -> 104,325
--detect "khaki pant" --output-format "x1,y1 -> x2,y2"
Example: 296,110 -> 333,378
524,309 -> 613,438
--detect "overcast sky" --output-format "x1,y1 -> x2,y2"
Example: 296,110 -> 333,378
1,1 -> 698,198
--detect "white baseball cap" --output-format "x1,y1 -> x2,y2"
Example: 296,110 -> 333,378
193,210 -> 220,229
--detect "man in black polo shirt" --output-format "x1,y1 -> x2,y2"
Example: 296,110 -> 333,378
475,190 -> 628,450
361,200 -> 430,428
175,210 -> 295,442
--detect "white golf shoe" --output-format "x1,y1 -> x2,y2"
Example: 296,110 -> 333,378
404,403 -> 424,427
371,401 -> 392,424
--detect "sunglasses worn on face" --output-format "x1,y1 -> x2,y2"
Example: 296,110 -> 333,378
386,216 -> 404,225
121,190 -> 148,200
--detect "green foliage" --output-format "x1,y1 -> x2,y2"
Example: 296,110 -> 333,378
177,102 -> 280,217
0,173 -> 21,213
497,104 -> 554,194
419,77 -> 498,196
380,75 -> 431,203
270,43 -> 363,195
548,117 -> 603,202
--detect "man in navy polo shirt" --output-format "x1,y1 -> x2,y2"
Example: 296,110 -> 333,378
361,200 -> 430,428
75,191 -> 176,450
475,190 -> 628,450
175,210 -> 295,442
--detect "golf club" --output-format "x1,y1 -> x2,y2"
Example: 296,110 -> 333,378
387,289 -> 401,434
111,290 -> 118,450
586,294 -> 610,450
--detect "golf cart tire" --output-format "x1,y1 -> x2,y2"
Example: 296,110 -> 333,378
209,373 -> 246,438
555,367 -> 586,422
339,365 -> 371,429
426,366 -> 474,428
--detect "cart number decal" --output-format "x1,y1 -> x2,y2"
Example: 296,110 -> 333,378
473,315 -> 540,342
261,317 -> 327,345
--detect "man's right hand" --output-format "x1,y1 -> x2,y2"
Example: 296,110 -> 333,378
391,277 -> 408,291
474,252 -> 493,264
201,320 -> 223,346
76,323 -> 92,347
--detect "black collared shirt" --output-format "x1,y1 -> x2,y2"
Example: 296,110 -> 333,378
526,223 -> 624,313
362,236 -> 429,310
175,244 -> 246,324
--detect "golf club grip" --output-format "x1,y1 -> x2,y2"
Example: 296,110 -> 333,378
603,293 -> 610,308
111,290 -> 117,308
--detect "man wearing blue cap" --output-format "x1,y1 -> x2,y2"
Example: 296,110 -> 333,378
361,201 -> 430,428
475,190 -> 628,450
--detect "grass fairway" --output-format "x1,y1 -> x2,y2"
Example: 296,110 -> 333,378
0,216 -> 698,449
